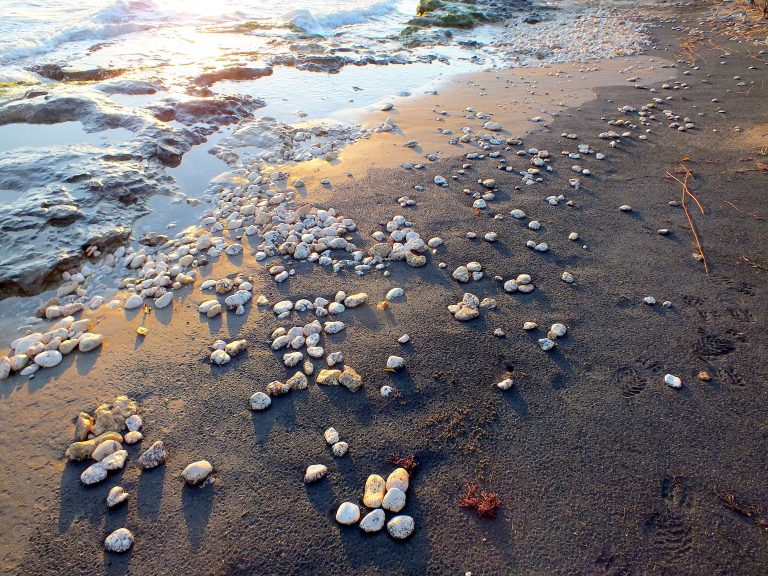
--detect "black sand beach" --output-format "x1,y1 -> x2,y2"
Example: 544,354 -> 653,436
1,4 -> 767,575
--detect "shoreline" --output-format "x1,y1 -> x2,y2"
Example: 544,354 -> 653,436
0,52 -> 671,336
1,1 -> 768,574
280,54 -> 674,191
0,0 -> 654,304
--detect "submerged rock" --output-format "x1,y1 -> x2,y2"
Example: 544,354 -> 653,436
192,66 -> 273,87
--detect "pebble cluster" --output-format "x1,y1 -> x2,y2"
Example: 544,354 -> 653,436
209,338 -> 248,365
65,395 -> 213,553
0,316 -> 102,379
333,467 -> 415,539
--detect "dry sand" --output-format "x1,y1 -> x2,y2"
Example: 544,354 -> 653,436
1,5 -> 767,575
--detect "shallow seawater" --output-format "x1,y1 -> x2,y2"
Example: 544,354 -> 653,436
133,127 -> 233,237
221,54 -> 479,124
0,121 -> 135,152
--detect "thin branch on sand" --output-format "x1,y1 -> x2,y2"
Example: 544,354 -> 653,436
666,164 -> 709,274
722,200 -> 766,221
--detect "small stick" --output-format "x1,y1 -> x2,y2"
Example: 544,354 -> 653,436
666,166 -> 708,274
723,200 -> 766,221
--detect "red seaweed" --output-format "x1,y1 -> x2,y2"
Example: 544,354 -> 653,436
458,483 -> 501,519
386,453 -> 419,473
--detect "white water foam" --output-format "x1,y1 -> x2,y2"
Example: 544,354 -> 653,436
0,0 -> 419,64
282,0 -> 413,35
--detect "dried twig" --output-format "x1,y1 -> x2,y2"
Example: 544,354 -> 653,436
716,489 -> 763,517
723,200 -> 766,221
666,165 -> 708,274
740,255 -> 768,272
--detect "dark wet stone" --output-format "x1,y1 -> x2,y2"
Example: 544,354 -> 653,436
0,89 -> 261,299
0,90 -> 142,131
294,55 -> 348,73
192,66 -> 273,87
28,64 -> 126,82
523,13 -> 544,24
96,79 -> 164,95
267,54 -> 297,67
148,94 -> 265,126
139,232 -> 169,247
156,139 -> 187,167
0,145 -> 166,298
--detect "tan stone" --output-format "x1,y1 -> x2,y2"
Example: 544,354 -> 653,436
338,366 -> 363,392
91,431 -> 123,445
386,468 -> 410,493
59,339 -> 79,355
286,372 -> 308,390
65,439 -> 98,461
316,369 -> 342,386
363,474 -> 386,508
74,412 -> 94,441
92,440 -> 122,461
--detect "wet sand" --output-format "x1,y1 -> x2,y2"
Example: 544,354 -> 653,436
282,55 -> 674,191
1,5 -> 768,575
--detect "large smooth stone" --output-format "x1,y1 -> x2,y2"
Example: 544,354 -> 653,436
363,474 -> 386,508
303,464 -> 328,483
335,502 -> 360,525
387,515 -> 415,540
181,460 -> 213,485
104,528 -> 134,552
92,440 -> 121,461
78,333 -> 103,352
359,509 -> 386,533
386,468 -> 410,492
382,487 -> 406,513
33,350 -> 63,368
